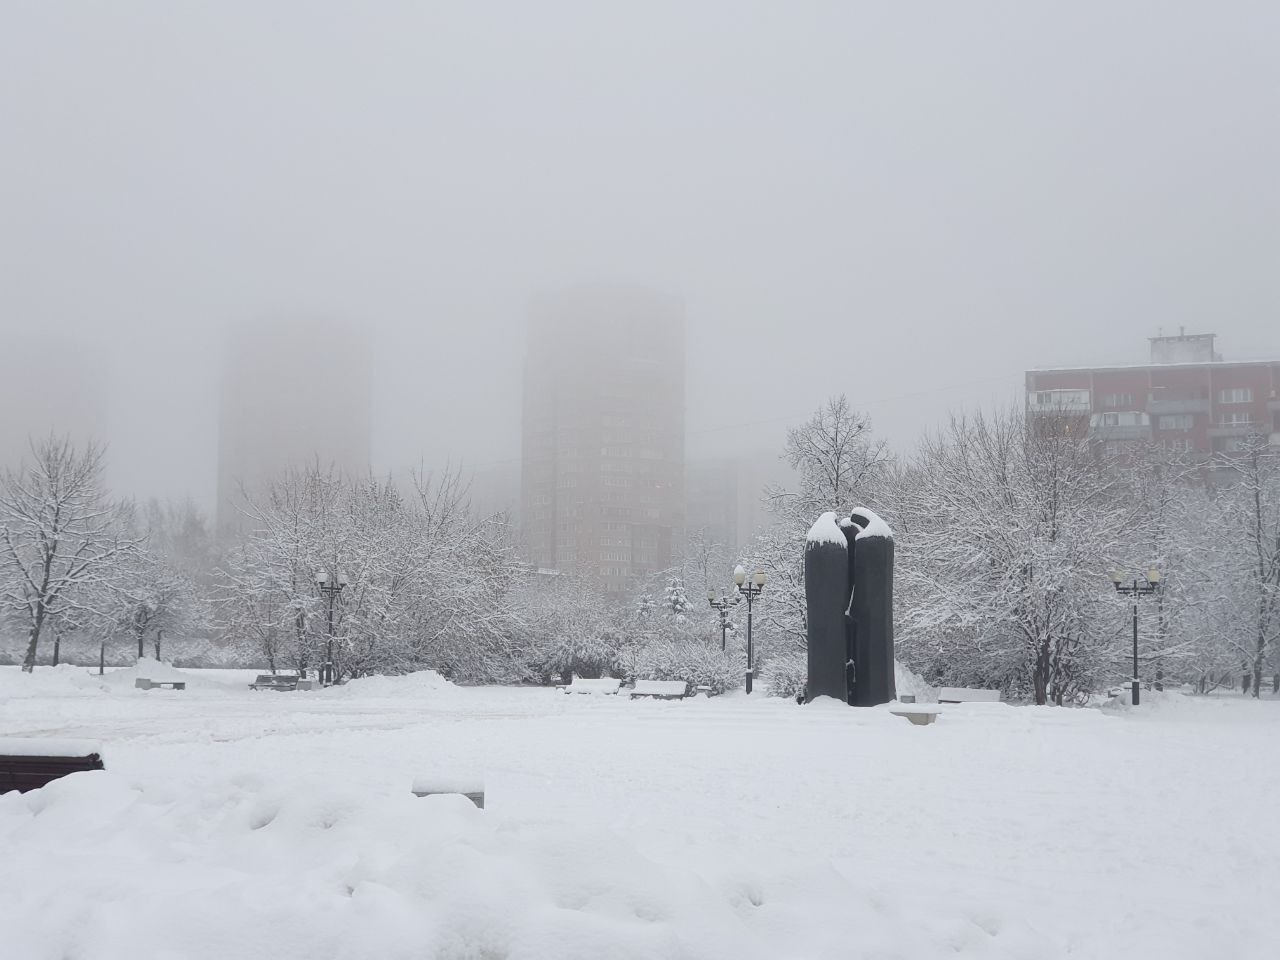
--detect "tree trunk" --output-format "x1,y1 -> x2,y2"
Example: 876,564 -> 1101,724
21,605 -> 47,673
1032,637 -> 1050,705
52,627 -> 61,667
99,640 -> 106,676
154,629 -> 162,661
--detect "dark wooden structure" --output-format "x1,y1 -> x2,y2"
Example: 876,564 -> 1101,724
0,746 -> 105,794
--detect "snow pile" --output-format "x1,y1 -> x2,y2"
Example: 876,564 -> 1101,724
0,664 -> 108,699
0,771 -> 1045,960
805,511 -> 846,547
894,660 -> 935,701
327,669 -> 459,699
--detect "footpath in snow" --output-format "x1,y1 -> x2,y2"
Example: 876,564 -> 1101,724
1,665 -> 1277,959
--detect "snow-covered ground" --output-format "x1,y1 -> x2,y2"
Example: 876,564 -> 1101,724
1,665 -> 1276,959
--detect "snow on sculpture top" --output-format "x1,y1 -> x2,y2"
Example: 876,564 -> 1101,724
849,507 -> 892,541
805,511 -> 847,548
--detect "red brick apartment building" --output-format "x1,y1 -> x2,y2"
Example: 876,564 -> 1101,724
1025,333 -> 1280,456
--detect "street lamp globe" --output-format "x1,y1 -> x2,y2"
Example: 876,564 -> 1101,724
1146,568 -> 1161,585
734,565 -> 746,586
753,570 -> 766,588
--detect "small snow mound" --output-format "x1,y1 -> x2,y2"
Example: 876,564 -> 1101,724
329,670 -> 457,698
850,507 -> 892,540
806,511 -> 846,547
894,661 -> 934,701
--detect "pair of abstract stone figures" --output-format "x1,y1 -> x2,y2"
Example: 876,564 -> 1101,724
803,508 -> 896,706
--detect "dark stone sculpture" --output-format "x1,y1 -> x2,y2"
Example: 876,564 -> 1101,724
804,508 -> 897,706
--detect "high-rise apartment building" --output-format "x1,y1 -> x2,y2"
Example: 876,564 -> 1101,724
216,320 -> 372,533
521,286 -> 684,590
0,336 -> 107,472
1026,332 -> 1280,456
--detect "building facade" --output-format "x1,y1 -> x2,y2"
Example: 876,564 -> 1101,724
1026,333 -> 1280,456
521,286 -> 684,590
216,320 -> 372,533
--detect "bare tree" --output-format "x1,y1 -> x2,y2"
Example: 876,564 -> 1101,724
0,437 -> 139,672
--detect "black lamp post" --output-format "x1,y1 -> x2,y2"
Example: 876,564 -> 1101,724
317,570 -> 346,686
707,589 -> 738,651
734,565 -> 766,693
1111,567 -> 1161,706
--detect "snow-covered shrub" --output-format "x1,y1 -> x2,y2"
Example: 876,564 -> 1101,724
625,629 -> 742,695
762,652 -> 807,699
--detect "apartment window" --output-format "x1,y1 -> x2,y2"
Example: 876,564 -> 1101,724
1102,393 -> 1135,409
1100,413 -> 1120,426
1218,387 -> 1252,403
1220,412 -> 1253,426
1158,414 -> 1194,431
1163,438 -> 1192,454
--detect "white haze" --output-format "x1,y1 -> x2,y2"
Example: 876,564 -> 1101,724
2,1 -> 1277,507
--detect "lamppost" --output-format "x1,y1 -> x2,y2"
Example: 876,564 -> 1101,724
707,588 -> 738,651
1111,567 -> 1161,706
317,570 -> 346,687
734,565 -> 766,693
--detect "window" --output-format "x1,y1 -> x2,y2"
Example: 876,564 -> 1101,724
1158,414 -> 1194,430
1162,438 -> 1192,454
1102,393 -> 1135,409
1100,413 -> 1120,426
1218,387 -> 1252,403
1220,412 -> 1253,426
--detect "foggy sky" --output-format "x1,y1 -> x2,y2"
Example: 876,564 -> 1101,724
3,1 -> 1277,509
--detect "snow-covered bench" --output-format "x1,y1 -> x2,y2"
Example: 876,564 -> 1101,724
889,705 -> 942,726
560,678 -> 622,695
0,738 -> 105,794
937,687 -> 1001,704
411,776 -> 485,809
249,674 -> 309,692
134,678 -> 186,691
629,680 -> 691,700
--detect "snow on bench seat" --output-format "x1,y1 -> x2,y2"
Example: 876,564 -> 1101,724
411,776 -> 485,809
0,738 -> 103,758
937,687 -> 1002,703
630,680 -> 690,699
561,678 -> 622,695
888,705 -> 942,726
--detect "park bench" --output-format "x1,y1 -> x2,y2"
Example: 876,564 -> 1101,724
629,680 -> 691,700
560,678 -> 622,695
249,674 -> 312,692
411,776 -> 485,809
937,687 -> 1002,704
0,739 -> 105,794
889,705 -> 942,726
134,678 -> 186,691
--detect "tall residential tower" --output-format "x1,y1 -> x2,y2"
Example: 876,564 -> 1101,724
216,320 -> 372,533
521,286 -> 685,590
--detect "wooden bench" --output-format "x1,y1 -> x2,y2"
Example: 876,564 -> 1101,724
411,777 -> 484,809
937,687 -> 1002,704
0,739 -> 105,794
629,680 -> 691,700
560,678 -> 622,695
249,674 -> 308,692
134,678 -> 186,691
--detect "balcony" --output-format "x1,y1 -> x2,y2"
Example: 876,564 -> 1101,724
1268,398 -> 1280,413
1272,433 -> 1280,447
1091,424 -> 1152,442
1148,398 -> 1210,416
1207,423 -> 1256,438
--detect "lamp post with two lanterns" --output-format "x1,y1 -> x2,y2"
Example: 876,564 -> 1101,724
734,565 -> 766,694
706,589 -> 738,651
317,569 -> 347,687
1110,567 -> 1161,706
